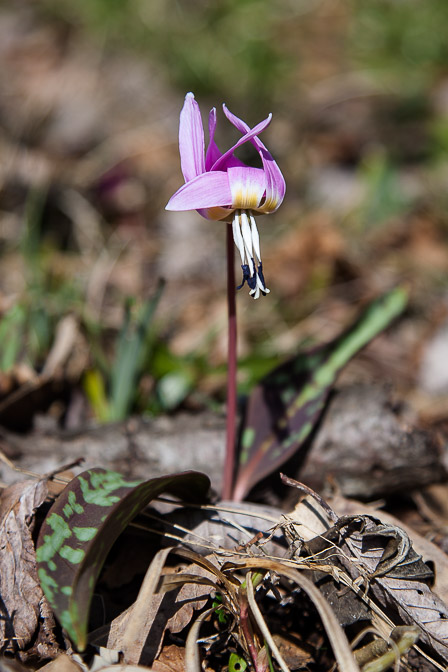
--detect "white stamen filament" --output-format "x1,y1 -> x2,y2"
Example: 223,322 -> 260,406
249,213 -> 261,261
240,211 -> 254,262
231,209 -> 270,299
232,215 -> 245,264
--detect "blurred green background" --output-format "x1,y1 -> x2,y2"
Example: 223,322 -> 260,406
1,0 -> 448,426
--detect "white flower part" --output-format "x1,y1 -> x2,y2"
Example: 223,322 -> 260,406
251,275 -> 270,299
232,210 -> 245,263
249,285 -> 260,299
248,213 -> 270,298
240,210 -> 254,263
249,267 -> 270,299
249,212 -> 261,261
232,209 -> 270,299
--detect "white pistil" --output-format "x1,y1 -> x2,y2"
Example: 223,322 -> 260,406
232,211 -> 245,263
249,212 -> 261,260
231,209 -> 270,299
240,211 -> 254,262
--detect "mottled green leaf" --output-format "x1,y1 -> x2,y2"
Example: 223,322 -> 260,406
233,287 -> 408,500
36,467 -> 210,650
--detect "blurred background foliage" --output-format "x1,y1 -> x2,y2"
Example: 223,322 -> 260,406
1,0 -> 448,426
351,1 -> 448,90
40,0 -> 290,111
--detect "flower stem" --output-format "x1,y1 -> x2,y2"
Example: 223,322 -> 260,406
222,222 -> 237,500
239,596 -> 265,672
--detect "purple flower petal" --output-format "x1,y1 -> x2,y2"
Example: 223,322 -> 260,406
205,108 -> 222,171
222,104 -> 250,134
179,93 -> 205,182
211,114 -> 272,172
223,105 -> 286,212
256,145 -> 286,213
227,166 -> 266,210
165,171 -> 232,211
167,92 -> 285,229
205,110 -> 246,172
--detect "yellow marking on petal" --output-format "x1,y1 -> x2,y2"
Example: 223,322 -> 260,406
233,187 -> 243,205
233,188 -> 261,210
256,194 -> 280,214
228,167 -> 265,211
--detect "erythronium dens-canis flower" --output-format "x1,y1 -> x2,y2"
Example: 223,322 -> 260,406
166,92 -> 285,298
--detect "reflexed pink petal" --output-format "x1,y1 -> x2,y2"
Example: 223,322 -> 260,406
223,104 -> 286,212
227,166 -> 266,210
179,93 -> 205,182
211,114 -> 272,172
165,171 -> 232,211
256,145 -> 286,213
222,104 -> 250,135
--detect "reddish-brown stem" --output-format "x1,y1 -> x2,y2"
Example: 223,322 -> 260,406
239,597 -> 264,672
222,222 -> 237,500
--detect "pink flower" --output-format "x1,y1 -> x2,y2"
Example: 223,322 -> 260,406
166,93 -> 285,298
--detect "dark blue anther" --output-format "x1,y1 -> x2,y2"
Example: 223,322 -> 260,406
237,264 -> 250,290
247,259 -> 257,290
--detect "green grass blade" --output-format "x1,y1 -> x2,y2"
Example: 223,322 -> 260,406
0,305 -> 27,371
108,279 -> 164,421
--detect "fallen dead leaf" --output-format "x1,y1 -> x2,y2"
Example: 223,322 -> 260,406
152,644 -> 186,672
304,494 -> 448,664
38,653 -> 83,671
107,549 -> 214,666
0,478 -> 58,659
272,633 -> 313,670
330,494 -> 448,605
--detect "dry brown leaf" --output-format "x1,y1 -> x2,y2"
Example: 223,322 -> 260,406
288,492 -> 448,664
120,547 -> 174,664
137,564 -> 214,666
152,644 -> 186,672
272,634 -> 313,670
313,499 -> 448,663
0,478 -> 58,658
164,572 -> 214,634
38,653 -> 83,671
158,501 -> 285,557
107,551 -> 215,667
369,576 -> 448,663
330,495 -> 448,605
